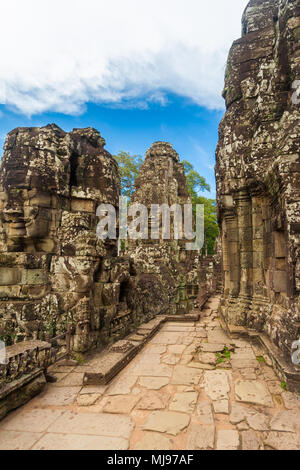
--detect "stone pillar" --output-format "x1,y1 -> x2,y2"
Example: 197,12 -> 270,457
237,191 -> 252,299
221,218 -> 230,297
225,210 -> 240,298
226,191 -> 252,326
247,192 -> 272,330
223,207 -> 242,325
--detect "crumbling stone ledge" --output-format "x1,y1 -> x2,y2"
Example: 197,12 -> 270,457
0,370 -> 46,421
256,334 -> 300,394
83,312 -> 200,386
0,340 -> 56,420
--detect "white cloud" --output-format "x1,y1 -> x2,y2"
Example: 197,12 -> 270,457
0,0 -> 249,116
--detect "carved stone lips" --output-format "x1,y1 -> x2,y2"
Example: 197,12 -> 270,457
10,222 -> 25,228
24,219 -> 34,227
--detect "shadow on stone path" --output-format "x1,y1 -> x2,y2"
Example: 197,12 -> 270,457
0,296 -> 300,450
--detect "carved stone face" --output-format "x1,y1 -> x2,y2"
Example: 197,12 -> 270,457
0,189 -> 26,242
0,124 -> 123,351
0,125 -> 70,253
0,187 -> 57,252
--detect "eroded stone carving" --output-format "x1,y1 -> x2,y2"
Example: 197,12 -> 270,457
127,141 -> 218,316
0,124 -> 214,360
216,0 -> 300,360
0,124 -> 120,352
0,130 -> 218,358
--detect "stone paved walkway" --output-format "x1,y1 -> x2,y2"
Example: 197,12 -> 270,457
0,296 -> 300,450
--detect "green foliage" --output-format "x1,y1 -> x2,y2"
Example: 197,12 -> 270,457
256,356 -> 266,364
217,347 -> 231,364
182,160 -> 219,254
222,347 -> 231,359
216,353 -> 224,364
182,160 -> 211,197
113,151 -> 143,198
196,196 -> 219,254
113,151 -> 219,254
281,381 -> 287,391
71,352 -> 86,365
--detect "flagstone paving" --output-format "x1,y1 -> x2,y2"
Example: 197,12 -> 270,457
0,296 -> 300,450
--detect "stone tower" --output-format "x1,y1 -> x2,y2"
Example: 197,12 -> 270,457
128,141 -> 215,315
216,0 -> 300,380
0,124 -> 121,352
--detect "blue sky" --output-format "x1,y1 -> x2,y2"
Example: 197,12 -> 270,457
0,97 -> 223,198
0,0 -> 249,199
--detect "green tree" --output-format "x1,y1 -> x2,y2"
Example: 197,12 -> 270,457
182,160 -> 211,199
113,151 -> 143,198
113,151 -> 219,254
196,196 -> 219,254
182,160 -> 219,255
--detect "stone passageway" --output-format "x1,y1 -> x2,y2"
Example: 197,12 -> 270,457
0,296 -> 299,450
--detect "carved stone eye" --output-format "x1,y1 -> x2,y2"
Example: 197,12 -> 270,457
24,206 -> 38,219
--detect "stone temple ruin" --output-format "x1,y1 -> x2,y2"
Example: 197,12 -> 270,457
216,0 -> 300,390
0,127 -> 219,418
0,0 -> 299,423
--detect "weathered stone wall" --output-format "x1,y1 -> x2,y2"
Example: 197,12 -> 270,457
216,0 -> 300,360
0,129 -> 218,360
0,124 -> 122,352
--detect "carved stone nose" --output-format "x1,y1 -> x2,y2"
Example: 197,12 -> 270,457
24,206 -> 38,218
